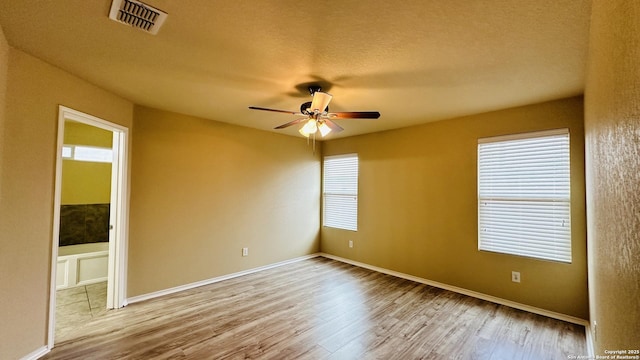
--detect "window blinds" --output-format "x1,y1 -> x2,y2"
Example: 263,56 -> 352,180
478,129 -> 571,263
323,154 -> 358,231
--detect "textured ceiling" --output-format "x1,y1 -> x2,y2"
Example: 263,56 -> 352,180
0,0 -> 592,139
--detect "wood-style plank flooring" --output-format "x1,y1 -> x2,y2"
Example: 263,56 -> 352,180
43,257 -> 586,359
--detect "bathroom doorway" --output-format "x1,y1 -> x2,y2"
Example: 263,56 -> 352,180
48,106 -> 129,348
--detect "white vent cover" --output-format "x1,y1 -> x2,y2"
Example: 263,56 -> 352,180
109,0 -> 167,35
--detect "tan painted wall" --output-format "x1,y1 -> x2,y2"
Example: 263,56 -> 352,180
322,97 -> 588,319
585,0 -> 640,353
128,106 -> 321,297
0,27 -> 8,354
0,24 -> 8,206
61,122 -> 113,205
0,48 -> 133,359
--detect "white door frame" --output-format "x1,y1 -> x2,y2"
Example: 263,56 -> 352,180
48,106 -> 130,349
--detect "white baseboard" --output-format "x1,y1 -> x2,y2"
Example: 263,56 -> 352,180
320,253 -> 589,327
127,251 -> 588,327
585,323 -> 595,357
127,253 -> 322,304
20,346 -> 48,360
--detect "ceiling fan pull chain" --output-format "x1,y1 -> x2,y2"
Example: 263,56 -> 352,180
312,132 -> 316,154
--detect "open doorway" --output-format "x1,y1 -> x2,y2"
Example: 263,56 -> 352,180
48,106 -> 129,348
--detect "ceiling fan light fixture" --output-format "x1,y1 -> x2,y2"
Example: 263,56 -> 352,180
248,85 -> 379,144
299,119 -> 318,137
310,92 -> 332,113
298,127 -> 310,138
318,121 -> 331,137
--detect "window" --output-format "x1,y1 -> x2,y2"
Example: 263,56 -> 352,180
62,145 -> 113,163
478,129 -> 571,263
323,154 -> 358,231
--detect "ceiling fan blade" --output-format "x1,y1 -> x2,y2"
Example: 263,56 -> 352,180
328,111 -> 381,119
248,106 -> 301,115
324,119 -> 344,133
274,118 -> 307,129
310,92 -> 332,113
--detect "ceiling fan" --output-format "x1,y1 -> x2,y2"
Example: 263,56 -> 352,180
248,86 -> 380,138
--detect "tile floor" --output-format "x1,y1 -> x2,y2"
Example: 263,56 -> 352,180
56,282 -> 108,342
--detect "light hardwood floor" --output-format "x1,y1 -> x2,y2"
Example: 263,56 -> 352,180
43,257 -> 586,359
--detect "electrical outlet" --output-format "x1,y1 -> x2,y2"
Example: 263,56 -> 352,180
511,271 -> 521,283
242,247 -> 249,257
349,240 -> 353,248
593,321 -> 597,341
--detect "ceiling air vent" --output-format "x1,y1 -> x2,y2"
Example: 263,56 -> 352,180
109,0 -> 167,35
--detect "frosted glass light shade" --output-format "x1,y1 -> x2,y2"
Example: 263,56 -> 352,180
310,92 -> 332,113
318,122 -> 331,137
299,119 -> 318,137
299,127 -> 310,137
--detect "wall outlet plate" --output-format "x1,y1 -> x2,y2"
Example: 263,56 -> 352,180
242,247 -> 248,257
512,271 -> 521,283
348,240 -> 353,248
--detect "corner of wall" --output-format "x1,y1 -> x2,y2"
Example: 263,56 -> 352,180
584,0 -> 640,354
0,39 -> 134,360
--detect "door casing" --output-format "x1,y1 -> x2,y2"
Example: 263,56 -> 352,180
48,105 -> 129,349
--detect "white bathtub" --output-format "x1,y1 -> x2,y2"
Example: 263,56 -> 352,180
57,242 -> 109,289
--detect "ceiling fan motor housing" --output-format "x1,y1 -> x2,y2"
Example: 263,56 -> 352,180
300,101 -> 328,115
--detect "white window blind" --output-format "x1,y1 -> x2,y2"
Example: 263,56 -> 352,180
478,129 -> 571,263
323,154 -> 358,231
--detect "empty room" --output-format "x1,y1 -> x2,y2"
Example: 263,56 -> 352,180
0,1 -> 638,359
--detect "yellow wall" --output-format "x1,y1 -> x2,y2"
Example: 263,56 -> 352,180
322,96 -> 588,319
61,121 -> 113,205
128,106 -> 321,296
0,48 -> 133,360
585,0 -> 640,353
64,121 -> 113,146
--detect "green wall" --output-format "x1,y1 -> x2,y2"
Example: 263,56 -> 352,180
61,121 -> 113,204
